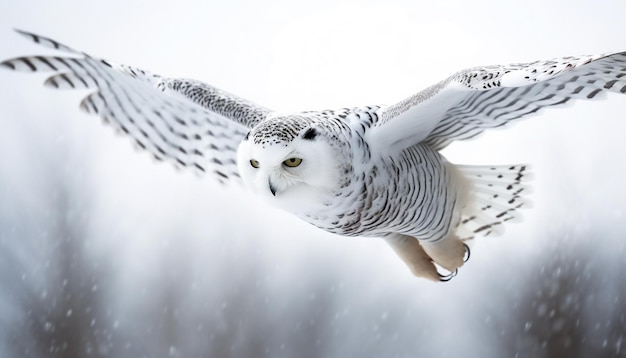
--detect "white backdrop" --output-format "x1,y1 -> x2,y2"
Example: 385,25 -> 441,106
0,1 -> 625,357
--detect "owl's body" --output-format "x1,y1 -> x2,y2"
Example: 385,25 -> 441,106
237,106 -> 454,238
306,141 -> 455,240
239,106 -> 525,279
3,30 -> 625,281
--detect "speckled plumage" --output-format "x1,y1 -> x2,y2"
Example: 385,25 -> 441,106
3,30 -> 625,281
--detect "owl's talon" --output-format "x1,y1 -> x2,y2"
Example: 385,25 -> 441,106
463,243 -> 471,263
438,268 -> 458,282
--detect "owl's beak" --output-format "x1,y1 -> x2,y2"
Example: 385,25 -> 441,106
268,178 -> 277,196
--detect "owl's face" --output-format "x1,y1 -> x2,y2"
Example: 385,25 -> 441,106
237,120 -> 349,213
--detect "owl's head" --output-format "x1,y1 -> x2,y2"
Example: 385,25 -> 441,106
237,114 -> 351,213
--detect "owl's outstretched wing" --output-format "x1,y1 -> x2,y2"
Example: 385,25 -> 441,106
1,30 -> 272,183
369,51 -> 626,152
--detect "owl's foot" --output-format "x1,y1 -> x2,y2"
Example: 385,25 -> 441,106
437,267 -> 458,282
385,235 -> 470,282
437,244 -> 470,281
463,243 -> 471,263
437,243 -> 472,282
421,235 -> 466,273
385,234 -> 441,282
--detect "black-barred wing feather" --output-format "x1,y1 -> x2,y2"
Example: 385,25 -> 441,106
373,52 -> 626,152
1,30 -> 272,183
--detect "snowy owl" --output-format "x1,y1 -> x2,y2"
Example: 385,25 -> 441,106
2,30 -> 625,282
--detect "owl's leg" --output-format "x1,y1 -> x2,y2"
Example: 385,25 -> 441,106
421,234 -> 466,273
385,234 -> 440,282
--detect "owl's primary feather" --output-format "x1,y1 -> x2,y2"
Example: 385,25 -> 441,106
2,30 -> 625,281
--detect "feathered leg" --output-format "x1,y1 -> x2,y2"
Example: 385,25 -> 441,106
385,234 -> 440,282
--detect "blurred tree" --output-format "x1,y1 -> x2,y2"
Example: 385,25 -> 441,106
17,187 -> 113,357
0,115 -> 116,357
497,231 -> 626,357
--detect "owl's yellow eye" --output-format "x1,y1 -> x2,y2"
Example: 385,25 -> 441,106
283,158 -> 302,167
250,159 -> 260,168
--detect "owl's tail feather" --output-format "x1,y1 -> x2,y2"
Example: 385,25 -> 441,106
454,164 -> 532,240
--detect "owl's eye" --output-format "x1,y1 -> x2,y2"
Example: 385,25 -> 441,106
250,159 -> 260,168
283,158 -> 302,168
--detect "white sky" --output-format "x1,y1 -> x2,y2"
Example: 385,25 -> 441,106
0,0 -> 625,268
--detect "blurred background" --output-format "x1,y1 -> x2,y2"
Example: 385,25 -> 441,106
0,0 -> 625,357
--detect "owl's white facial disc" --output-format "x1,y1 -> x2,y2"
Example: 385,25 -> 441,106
237,124 -> 347,214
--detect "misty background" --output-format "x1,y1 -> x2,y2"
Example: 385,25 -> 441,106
0,0 -> 625,357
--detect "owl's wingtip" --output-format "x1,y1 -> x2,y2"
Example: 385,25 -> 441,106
9,28 -> 78,54
12,28 -> 39,41
0,60 -> 15,71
